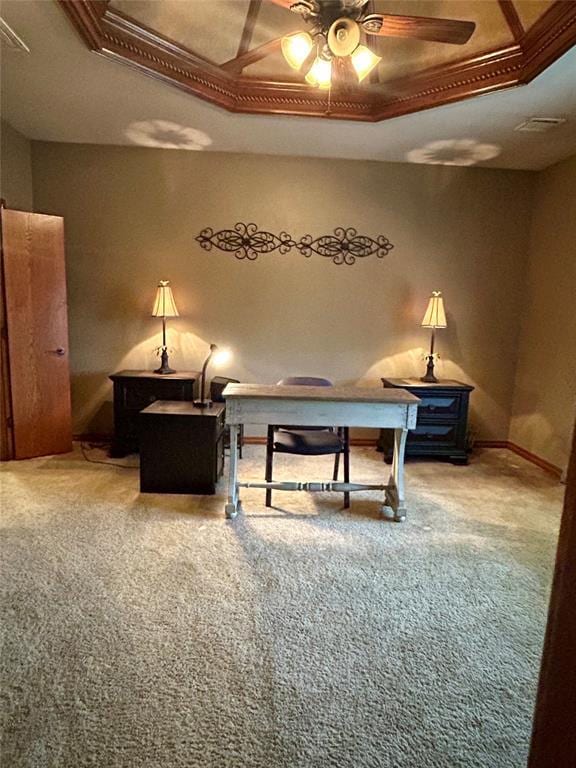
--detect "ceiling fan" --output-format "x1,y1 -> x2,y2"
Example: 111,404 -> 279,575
272,0 -> 476,87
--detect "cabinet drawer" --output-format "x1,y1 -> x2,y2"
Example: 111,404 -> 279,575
408,423 -> 458,447
122,380 -> 188,410
417,394 -> 461,420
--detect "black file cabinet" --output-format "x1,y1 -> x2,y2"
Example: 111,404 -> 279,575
378,378 -> 474,464
139,401 -> 225,495
109,370 -> 198,457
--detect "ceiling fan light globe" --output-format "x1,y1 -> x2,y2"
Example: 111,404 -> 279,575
305,56 -> 332,88
327,17 -> 360,57
281,32 -> 314,70
351,44 -> 381,82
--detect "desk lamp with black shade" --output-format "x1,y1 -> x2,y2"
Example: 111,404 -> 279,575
421,290 -> 447,383
194,343 -> 232,408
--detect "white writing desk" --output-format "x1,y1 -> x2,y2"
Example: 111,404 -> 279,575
222,384 -> 420,522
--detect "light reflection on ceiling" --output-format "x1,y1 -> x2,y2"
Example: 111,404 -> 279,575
124,120 -> 212,150
406,139 -> 501,166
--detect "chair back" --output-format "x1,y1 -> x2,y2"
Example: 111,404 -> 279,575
267,377 -> 348,509
278,377 -> 332,387
210,376 -> 240,402
276,377 -> 333,431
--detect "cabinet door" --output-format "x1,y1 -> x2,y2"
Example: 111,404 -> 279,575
1,210 -> 72,459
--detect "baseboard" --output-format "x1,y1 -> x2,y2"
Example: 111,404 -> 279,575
247,436 -> 563,477
75,433 -> 562,479
475,440 -> 508,449
476,440 -> 563,479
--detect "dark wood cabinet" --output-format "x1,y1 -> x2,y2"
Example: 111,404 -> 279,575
109,370 -> 198,457
378,378 -> 474,464
139,401 -> 225,495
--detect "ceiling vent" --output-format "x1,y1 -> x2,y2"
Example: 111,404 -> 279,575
514,117 -> 566,133
0,18 -> 30,52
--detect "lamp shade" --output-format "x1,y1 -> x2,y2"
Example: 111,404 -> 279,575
152,280 -> 179,317
421,291 -> 447,328
305,56 -> 332,88
281,32 -> 313,70
350,45 -> 381,82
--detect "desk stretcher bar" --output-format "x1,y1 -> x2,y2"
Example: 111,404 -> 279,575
222,384 -> 420,522
239,481 -> 388,492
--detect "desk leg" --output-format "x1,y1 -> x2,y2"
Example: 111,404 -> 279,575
385,427 -> 408,522
225,424 -> 241,519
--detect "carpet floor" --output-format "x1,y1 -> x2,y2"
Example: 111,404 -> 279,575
0,445 -> 563,768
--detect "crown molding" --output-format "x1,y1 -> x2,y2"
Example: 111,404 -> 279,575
58,0 -> 576,122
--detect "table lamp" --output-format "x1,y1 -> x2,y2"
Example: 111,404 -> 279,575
194,343 -> 232,408
152,280 -> 179,374
420,290 -> 447,383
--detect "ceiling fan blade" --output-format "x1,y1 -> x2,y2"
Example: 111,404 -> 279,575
332,55 -> 357,88
362,13 -> 476,45
221,37 -> 283,73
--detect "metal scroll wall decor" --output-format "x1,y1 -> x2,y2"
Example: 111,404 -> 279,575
195,223 -> 394,266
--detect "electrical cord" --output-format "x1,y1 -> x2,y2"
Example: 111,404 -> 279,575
80,441 -> 138,469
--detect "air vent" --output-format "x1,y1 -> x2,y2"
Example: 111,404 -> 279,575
0,18 -> 30,52
514,117 -> 566,133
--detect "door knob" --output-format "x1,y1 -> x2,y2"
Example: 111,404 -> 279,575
50,348 -> 66,356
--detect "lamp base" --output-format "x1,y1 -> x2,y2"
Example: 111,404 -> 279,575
193,399 -> 213,409
420,354 -> 438,383
154,348 -> 175,375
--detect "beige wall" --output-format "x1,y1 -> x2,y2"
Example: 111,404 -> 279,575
31,142 -> 535,439
0,120 -> 33,211
509,155 -> 576,473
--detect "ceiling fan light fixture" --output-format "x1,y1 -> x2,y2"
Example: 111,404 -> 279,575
350,44 -> 381,82
327,17 -> 360,57
305,56 -> 332,88
281,31 -> 314,70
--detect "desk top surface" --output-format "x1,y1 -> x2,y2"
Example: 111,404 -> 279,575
141,401 -> 225,417
110,370 -> 200,381
383,377 -> 474,391
223,383 -> 420,405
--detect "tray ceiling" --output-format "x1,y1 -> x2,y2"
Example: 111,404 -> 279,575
56,1 -> 576,121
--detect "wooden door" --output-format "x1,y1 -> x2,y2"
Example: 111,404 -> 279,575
1,209 -> 72,459
528,425 -> 576,766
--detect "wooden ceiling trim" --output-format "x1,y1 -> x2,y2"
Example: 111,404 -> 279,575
58,0 -> 576,123
58,0 -> 106,49
222,38 -> 283,74
236,0 -> 262,60
97,8 -> 239,110
378,3 -> 576,120
498,1 -> 525,44
520,0 -> 576,77
102,5 -> 227,78
233,79 -> 378,121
